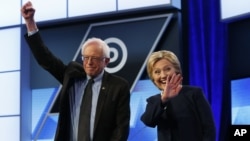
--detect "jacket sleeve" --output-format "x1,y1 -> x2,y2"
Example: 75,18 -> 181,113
140,94 -> 166,127
110,79 -> 131,141
24,32 -> 66,84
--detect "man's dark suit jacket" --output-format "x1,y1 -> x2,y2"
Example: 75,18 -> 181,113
25,33 -> 130,141
141,85 -> 216,141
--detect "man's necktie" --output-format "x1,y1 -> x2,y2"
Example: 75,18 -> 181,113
78,78 -> 94,141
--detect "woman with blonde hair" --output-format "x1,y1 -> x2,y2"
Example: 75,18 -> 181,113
141,50 -> 216,141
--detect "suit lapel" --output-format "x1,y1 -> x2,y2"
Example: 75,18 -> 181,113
93,72 -> 109,133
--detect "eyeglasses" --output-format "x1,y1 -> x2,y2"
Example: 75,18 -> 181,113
81,56 -> 105,62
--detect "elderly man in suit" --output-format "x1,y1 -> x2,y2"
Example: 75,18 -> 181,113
21,1 -> 130,141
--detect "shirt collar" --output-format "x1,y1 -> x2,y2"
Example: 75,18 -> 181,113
86,70 -> 104,82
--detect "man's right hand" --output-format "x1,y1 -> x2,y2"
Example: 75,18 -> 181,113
21,1 -> 35,21
21,1 -> 37,32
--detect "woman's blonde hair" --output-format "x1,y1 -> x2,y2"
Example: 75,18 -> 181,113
147,50 -> 182,81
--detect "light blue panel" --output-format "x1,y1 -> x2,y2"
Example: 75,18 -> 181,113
21,0 -> 67,23
68,0 -> 116,17
118,0 -> 170,10
0,0 -> 21,27
32,88 -> 57,134
37,115 -> 58,139
231,77 -> 250,125
0,116 -> 20,141
128,79 -> 158,141
0,27 -> 20,72
220,0 -> 250,20
0,72 -> 20,116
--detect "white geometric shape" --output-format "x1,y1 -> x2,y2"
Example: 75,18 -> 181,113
0,72 -> 20,115
0,27 -> 20,72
